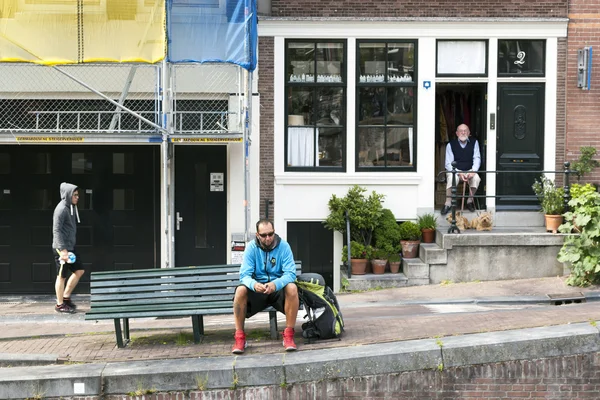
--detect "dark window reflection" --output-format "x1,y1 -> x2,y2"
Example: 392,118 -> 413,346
498,40 -> 545,76
0,154 -> 9,174
72,153 -> 92,174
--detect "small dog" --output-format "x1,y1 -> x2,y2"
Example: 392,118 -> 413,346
470,212 -> 493,231
446,212 -> 470,231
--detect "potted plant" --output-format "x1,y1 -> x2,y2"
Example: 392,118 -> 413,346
398,221 -> 422,258
341,240 -> 368,275
417,213 -> 438,243
370,248 -> 388,274
532,175 -> 565,233
387,251 -> 402,274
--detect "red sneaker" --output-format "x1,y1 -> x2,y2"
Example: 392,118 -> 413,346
231,330 -> 247,354
282,327 -> 297,351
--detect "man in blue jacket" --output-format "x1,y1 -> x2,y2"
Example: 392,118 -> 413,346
232,219 -> 299,354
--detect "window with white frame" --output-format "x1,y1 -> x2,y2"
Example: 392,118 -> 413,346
285,40 -> 346,171
356,40 -> 417,170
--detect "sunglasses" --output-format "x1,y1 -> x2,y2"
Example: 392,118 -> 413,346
258,231 -> 275,238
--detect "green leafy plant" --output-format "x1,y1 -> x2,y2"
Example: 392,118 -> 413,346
323,185 -> 385,248
399,221 -> 422,241
387,252 -> 401,263
341,240 -> 366,262
571,146 -> 600,181
417,213 -> 438,230
558,189 -> 600,286
371,248 -> 388,260
532,175 -> 565,215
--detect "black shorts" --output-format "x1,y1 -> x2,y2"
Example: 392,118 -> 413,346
237,285 -> 287,318
53,250 -> 84,278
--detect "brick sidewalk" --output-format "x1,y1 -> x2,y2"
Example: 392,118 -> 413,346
1,301 -> 599,363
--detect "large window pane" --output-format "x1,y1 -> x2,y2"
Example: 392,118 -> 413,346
285,39 -> 346,171
288,42 -> 315,82
387,127 -> 413,166
316,43 -> 344,83
316,88 -> 344,127
388,43 -> 415,82
387,87 -> 414,125
359,43 -> 386,82
498,40 -> 545,76
358,87 -> 386,126
357,127 -> 385,167
287,87 -> 313,126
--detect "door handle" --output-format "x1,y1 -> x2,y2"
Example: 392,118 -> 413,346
512,159 -> 524,163
176,212 -> 183,231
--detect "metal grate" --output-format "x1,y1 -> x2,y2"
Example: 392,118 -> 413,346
547,293 -> 586,306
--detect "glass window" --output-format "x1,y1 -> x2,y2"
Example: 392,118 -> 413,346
113,189 -> 134,210
357,40 -> 417,170
72,153 -> 92,174
498,40 -> 545,76
113,153 -> 134,174
31,189 -> 53,210
285,40 -> 346,170
437,40 -> 487,76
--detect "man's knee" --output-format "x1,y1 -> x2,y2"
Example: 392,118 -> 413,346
284,282 -> 298,297
234,285 -> 248,302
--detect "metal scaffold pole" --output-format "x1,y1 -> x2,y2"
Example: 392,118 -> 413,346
161,60 -> 173,268
243,68 -> 253,242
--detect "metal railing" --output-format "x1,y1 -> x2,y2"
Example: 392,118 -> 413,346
438,161 -> 573,234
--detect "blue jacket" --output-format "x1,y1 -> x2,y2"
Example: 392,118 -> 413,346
240,234 -> 296,292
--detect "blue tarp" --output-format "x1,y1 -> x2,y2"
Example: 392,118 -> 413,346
167,0 -> 257,71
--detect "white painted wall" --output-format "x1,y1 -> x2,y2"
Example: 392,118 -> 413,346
260,19 -> 567,291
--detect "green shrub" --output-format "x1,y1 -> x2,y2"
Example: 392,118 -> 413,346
371,248 -> 388,260
399,221 -> 422,241
324,185 -> 385,248
387,252 -> 401,263
558,189 -> 600,286
532,175 -> 565,215
570,183 -> 597,200
417,213 -> 438,230
341,241 -> 366,262
373,209 -> 402,252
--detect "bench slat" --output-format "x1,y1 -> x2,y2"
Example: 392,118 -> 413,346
90,273 -> 241,289
89,288 -> 236,302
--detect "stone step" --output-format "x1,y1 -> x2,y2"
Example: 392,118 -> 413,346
402,258 -> 429,285
341,269 -> 408,291
419,243 -> 447,264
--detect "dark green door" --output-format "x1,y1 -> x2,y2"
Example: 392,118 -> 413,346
496,83 -> 545,209
287,222 -> 333,287
0,145 -> 159,294
174,145 -> 227,266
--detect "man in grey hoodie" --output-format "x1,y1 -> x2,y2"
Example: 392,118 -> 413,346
52,182 -> 84,313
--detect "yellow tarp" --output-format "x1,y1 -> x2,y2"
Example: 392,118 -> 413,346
0,0 -> 165,65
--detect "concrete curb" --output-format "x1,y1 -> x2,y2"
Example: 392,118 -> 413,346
1,323 -> 599,399
0,353 -> 60,367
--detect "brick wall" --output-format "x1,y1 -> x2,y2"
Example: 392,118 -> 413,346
258,37 -> 275,220
270,0 -> 567,18
88,352 -> 600,399
566,1 -> 600,184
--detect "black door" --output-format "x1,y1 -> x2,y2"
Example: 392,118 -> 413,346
496,83 -> 545,209
287,222 -> 333,287
174,145 -> 227,266
0,145 -> 159,294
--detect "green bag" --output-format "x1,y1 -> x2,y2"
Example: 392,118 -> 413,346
296,273 -> 344,341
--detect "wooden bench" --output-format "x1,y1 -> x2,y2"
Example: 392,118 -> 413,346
85,262 -> 302,348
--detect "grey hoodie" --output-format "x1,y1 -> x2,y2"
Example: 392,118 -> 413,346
52,182 -> 80,250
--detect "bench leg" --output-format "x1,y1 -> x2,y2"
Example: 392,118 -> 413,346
123,318 -> 130,342
192,315 -> 204,344
114,319 -> 124,348
269,311 -> 278,340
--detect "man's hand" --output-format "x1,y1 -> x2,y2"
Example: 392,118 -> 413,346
254,282 -> 267,293
264,282 -> 276,295
60,249 -> 69,262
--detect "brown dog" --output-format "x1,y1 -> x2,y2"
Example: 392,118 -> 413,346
470,212 -> 493,231
446,212 -> 470,231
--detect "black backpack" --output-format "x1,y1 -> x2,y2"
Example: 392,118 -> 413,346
296,273 -> 344,342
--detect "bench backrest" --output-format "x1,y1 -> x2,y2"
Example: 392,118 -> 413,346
89,261 -> 302,307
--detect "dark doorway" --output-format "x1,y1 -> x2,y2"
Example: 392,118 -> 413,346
0,145 -> 160,294
287,222 -> 333,287
496,83 -> 545,209
434,83 -> 487,210
174,145 -> 227,266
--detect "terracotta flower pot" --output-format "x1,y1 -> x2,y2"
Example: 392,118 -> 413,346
421,228 -> 435,243
371,259 -> 386,274
401,240 -> 420,259
545,214 -> 563,234
389,261 -> 401,274
350,258 -> 368,275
